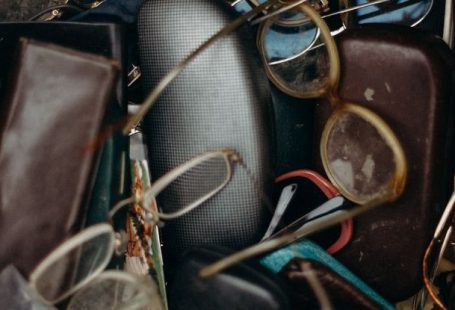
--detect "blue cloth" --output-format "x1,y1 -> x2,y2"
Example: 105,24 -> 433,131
71,0 -> 143,23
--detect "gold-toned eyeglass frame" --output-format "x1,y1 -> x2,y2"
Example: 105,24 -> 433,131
123,0 -> 312,133
422,187 -> 455,310
28,224 -> 161,307
199,2 -> 407,277
257,2 -> 406,204
109,149 -> 241,224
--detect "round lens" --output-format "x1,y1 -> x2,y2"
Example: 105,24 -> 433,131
258,4 -> 340,99
261,12 -> 319,65
320,104 -> 406,204
29,224 -> 115,304
340,0 -> 432,27
67,271 -> 163,310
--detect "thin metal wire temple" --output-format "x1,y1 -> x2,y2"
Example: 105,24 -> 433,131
123,0 -> 310,133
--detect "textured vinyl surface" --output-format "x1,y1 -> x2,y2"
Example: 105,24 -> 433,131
138,0 -> 274,261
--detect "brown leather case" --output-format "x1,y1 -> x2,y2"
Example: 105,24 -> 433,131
280,258 -> 382,310
313,25 -> 455,301
0,38 -> 118,276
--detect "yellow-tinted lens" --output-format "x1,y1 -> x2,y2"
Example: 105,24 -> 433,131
258,4 -> 340,99
320,104 -> 406,204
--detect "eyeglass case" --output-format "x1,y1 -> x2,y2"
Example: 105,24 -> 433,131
313,25 -> 455,301
0,38 -> 118,277
137,0 -> 274,265
259,239 -> 394,310
167,246 -> 290,310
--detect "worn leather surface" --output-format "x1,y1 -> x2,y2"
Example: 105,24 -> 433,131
0,22 -> 126,110
313,25 -> 455,301
281,257 -> 382,310
167,246 -> 290,310
0,39 -> 118,276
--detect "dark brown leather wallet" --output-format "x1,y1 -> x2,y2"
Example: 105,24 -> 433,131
0,38 -> 118,277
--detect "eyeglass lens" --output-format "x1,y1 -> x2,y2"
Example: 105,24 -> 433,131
155,153 -> 231,217
32,230 -> 113,303
260,12 -> 332,96
323,110 -> 398,203
67,276 -> 155,310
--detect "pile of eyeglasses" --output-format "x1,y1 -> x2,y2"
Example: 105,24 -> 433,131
7,0 -> 454,309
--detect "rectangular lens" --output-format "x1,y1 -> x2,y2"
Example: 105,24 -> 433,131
155,152 -> 231,218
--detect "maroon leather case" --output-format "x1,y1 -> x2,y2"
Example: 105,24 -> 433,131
312,25 -> 455,301
0,38 -> 118,276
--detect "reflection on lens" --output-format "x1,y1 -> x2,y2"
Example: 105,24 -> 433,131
156,153 -> 230,216
31,226 -> 114,303
321,108 -> 401,203
259,9 -> 332,98
67,271 -> 163,310
262,12 -> 319,64
340,0 -> 432,27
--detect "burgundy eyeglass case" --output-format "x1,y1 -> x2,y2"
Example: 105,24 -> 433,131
312,25 -> 455,301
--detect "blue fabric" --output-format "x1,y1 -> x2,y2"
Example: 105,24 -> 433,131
71,0 -> 143,23
260,240 -> 395,310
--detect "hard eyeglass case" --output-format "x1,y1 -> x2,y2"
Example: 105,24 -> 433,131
0,23 -> 129,223
137,0 -> 274,267
167,246 -> 290,310
312,25 -> 455,301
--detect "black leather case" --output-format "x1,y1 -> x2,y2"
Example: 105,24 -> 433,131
168,246 -> 290,310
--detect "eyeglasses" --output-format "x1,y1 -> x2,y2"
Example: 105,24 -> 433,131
422,184 -> 455,310
28,223 -> 163,308
255,0 -> 433,66
122,0 -> 315,133
264,169 -> 353,254
109,149 -> 247,226
199,2 -> 407,277
259,3 -> 407,204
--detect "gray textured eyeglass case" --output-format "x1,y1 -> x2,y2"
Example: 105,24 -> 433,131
137,0 -> 274,263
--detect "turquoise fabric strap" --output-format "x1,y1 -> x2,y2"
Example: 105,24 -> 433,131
260,240 -> 395,310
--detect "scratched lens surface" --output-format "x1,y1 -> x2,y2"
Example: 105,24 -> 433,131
33,231 -> 113,302
324,111 -> 396,202
262,11 -> 319,64
260,10 -> 331,96
68,274 -> 159,310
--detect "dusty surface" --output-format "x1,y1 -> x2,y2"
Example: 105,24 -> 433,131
0,0 -> 62,21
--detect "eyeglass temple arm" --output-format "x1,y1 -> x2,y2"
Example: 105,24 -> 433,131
122,0 -> 287,133
261,183 -> 298,240
199,195 -> 388,277
433,191 -> 455,239
444,0 -> 454,48
267,196 -> 347,239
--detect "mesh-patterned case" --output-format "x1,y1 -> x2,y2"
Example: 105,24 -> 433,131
137,0 -> 274,264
